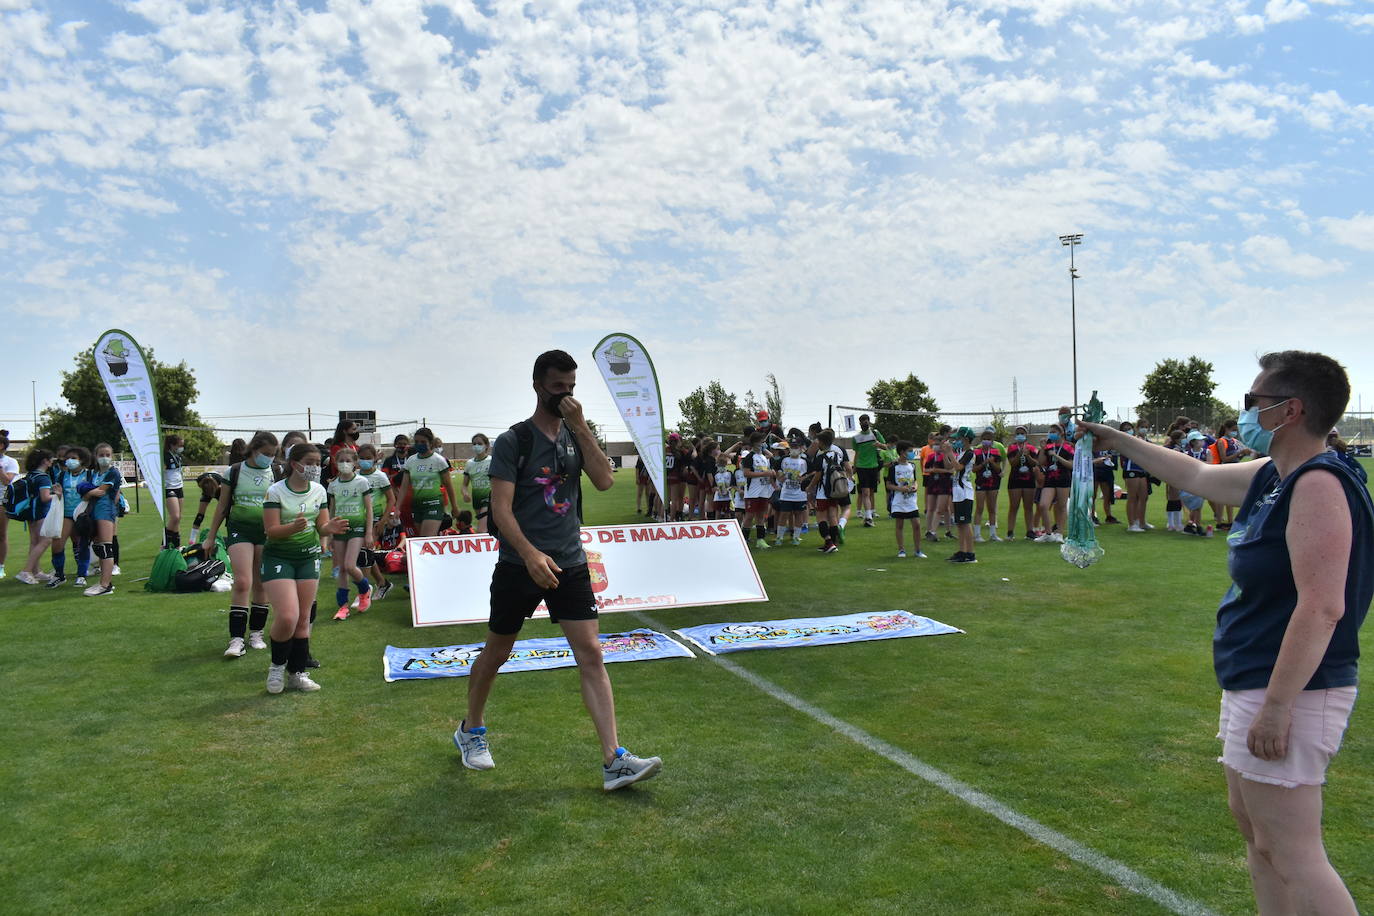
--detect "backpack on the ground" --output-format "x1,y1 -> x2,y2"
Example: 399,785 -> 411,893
175,558 -> 226,593
4,473 -> 39,522
145,548 -> 189,592
489,420 -> 584,544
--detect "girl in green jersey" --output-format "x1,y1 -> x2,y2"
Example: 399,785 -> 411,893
261,443 -> 347,694
357,443 -> 395,602
326,446 -> 374,621
201,431 -> 281,658
400,427 -> 459,538
462,433 -> 493,534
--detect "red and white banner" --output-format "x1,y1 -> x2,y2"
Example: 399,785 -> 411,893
405,521 -> 769,627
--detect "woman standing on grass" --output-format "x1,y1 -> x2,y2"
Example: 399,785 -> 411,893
326,445 -> 373,621
80,443 -> 124,597
1035,424 -> 1072,543
14,449 -> 56,585
1118,421 -> 1152,533
46,446 -> 95,589
163,434 -> 186,549
1004,426 -> 1039,540
1081,350 -> 1369,916
201,431 -> 282,658
261,443 -> 347,693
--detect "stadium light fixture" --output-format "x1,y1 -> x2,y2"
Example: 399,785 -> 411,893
1059,233 -> 1084,410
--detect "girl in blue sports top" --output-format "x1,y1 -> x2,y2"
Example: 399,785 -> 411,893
47,445 -> 96,589
82,443 -> 124,597
163,433 -> 186,548
15,449 -> 56,585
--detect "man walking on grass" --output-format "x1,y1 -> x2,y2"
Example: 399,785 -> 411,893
453,349 -> 662,790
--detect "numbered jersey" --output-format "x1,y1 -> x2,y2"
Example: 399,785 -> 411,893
404,453 -> 451,503
464,455 -> 492,496
366,469 -> 391,520
263,480 -> 327,560
228,463 -> 280,526
328,474 -> 373,528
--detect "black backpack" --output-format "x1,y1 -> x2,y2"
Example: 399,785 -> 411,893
175,558 -> 226,593
488,420 -> 584,545
4,473 -> 39,522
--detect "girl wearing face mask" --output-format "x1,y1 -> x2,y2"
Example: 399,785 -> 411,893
1005,426 -> 1040,540
163,434 -> 186,549
353,443 -> 395,603
889,441 -> 926,558
326,446 -> 374,621
1179,431 -> 1212,535
1118,422 -> 1152,532
971,429 -> 1004,543
774,440 -> 812,546
46,446 -> 96,588
201,431 -> 283,657
13,449 -> 56,585
261,443 -> 349,693
1035,425 -> 1073,543
79,443 -> 124,596
401,428 -> 459,538
463,434 -> 494,534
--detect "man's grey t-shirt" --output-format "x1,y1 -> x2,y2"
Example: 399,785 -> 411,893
490,422 -> 584,569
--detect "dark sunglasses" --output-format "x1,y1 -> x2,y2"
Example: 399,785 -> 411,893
1243,391 -> 1291,411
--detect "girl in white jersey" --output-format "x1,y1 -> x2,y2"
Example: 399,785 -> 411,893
326,446 -> 375,621
355,443 -> 395,602
163,433 -> 185,549
462,433 -> 493,534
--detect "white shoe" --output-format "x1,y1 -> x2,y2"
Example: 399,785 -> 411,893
74,576 -> 87,587
454,722 -> 495,770
248,630 -> 267,650
1034,533 -> 1053,543
34,571 -> 52,582
288,672 -> 321,692
753,540 -> 770,549
83,583 -> 115,597
0,565 -> 5,579
603,748 -> 662,790
224,637 -> 246,658
15,571 -> 38,585
266,664 -> 287,694
897,549 -> 907,558
112,565 -> 122,576
350,596 -> 360,610
1127,524 -> 1143,533
989,532 -> 1002,542
973,532 -> 985,543
1051,533 -> 1065,543
1144,522 -> 1156,530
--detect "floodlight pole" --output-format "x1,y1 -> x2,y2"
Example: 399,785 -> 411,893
1059,233 -> 1084,409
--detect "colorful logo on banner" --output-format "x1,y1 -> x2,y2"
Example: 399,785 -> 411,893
93,329 -> 164,520
674,611 -> 963,656
593,333 -> 666,507
383,629 -> 694,681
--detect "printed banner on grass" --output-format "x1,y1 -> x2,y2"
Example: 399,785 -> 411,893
675,610 -> 963,655
93,329 -> 164,519
383,629 -> 694,681
406,521 -> 768,627
593,333 -> 666,507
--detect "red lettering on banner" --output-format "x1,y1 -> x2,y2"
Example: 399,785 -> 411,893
689,525 -> 705,537
580,530 -> 593,544
630,528 -> 651,543
612,530 -> 626,542
461,539 -> 486,554
420,542 -> 437,556
598,530 -> 615,543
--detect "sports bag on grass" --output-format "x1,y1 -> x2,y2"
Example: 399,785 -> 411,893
175,559 -> 226,593
146,548 -> 189,592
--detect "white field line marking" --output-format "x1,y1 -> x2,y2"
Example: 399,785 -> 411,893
639,613 -> 1219,916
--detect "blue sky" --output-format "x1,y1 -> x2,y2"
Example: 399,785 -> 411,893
2,0 -> 1372,442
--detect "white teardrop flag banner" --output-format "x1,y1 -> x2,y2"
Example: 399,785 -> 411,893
93,329 -> 165,520
593,333 -> 666,506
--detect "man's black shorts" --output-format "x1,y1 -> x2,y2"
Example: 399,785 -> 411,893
952,499 -> 974,524
489,561 -> 598,635
856,466 -> 880,491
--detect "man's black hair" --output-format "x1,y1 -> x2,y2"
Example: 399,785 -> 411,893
533,349 -> 578,381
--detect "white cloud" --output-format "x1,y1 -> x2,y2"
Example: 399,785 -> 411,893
1240,234 -> 1341,277
1320,212 -> 1374,251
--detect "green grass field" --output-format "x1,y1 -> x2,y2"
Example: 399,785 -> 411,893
2,466 -> 1370,915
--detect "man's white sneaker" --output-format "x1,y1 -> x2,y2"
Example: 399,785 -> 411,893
603,748 -> 662,790
454,722 -> 495,770
247,630 -> 267,650
83,584 -> 114,597
288,672 -> 321,692
224,637 -> 246,658
266,664 -> 287,694
15,571 -> 38,585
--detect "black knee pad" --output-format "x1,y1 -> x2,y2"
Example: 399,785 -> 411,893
93,542 -> 115,560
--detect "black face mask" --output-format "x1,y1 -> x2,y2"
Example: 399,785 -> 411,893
348,430 -> 360,440
538,385 -> 571,416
